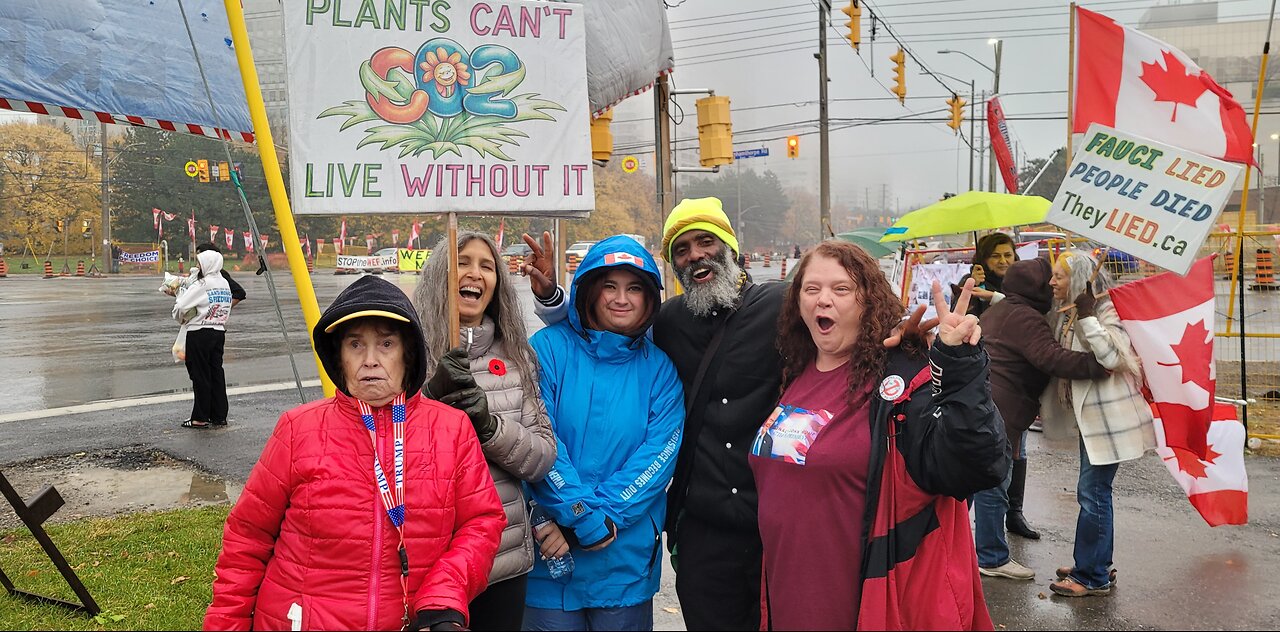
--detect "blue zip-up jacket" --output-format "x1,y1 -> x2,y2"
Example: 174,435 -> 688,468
526,236 -> 686,611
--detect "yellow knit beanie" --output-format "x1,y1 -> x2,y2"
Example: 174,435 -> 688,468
661,197 -> 740,261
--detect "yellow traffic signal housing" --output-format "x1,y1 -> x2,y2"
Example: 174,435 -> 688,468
55,219 -> 65,233
946,94 -> 966,133
218,161 -> 231,182
840,0 -> 862,50
198,159 -> 210,183
890,49 -> 906,104
695,95 -> 733,167
591,108 -> 614,163
786,135 -> 800,159
81,219 -> 91,234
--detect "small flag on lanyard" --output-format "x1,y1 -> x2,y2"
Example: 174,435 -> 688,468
224,227 -> 234,250
332,237 -> 342,254
210,225 -> 220,243
259,234 -> 269,251
243,231 -> 253,252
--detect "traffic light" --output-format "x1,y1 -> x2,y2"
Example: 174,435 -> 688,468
946,93 -> 966,133
218,161 -> 231,182
696,95 -> 734,167
590,108 -> 613,164
55,219 -> 64,233
890,49 -> 907,104
198,159 -> 210,183
840,0 -> 862,50
786,135 -> 799,159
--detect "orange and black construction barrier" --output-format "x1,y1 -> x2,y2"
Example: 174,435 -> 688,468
307,256 -> 315,273
75,260 -> 85,277
567,254 -> 580,275
0,257 -> 7,278
1251,248 -> 1278,291
1224,251 -> 1236,281
43,261 -> 54,278
764,253 -> 772,268
780,257 -> 787,280
508,255 -> 522,275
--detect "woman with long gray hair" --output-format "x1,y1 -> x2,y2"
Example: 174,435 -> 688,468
1042,250 -> 1155,598
413,231 -> 557,630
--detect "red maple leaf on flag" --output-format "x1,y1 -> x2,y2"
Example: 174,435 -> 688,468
1166,444 -> 1222,479
1157,320 -> 1215,394
1140,50 -> 1208,122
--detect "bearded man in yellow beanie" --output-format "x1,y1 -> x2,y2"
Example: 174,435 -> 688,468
520,197 -> 930,631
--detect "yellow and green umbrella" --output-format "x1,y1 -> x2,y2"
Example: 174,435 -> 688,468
880,191 -> 1051,243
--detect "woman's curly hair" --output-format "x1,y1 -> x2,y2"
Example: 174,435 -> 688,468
776,241 -> 906,401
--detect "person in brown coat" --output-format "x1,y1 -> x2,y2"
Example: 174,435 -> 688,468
972,257 -> 1109,581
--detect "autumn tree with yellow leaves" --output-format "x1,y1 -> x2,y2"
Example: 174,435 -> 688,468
0,123 -> 101,256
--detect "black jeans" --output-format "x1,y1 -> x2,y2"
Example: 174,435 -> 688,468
185,328 -> 227,424
674,514 -> 762,631
469,572 -> 528,631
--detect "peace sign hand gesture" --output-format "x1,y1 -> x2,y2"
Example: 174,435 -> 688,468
933,278 -> 982,347
521,231 -> 557,300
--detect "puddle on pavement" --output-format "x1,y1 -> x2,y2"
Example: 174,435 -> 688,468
0,447 -> 240,530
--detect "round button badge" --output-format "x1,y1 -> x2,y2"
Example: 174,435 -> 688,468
879,375 -> 906,401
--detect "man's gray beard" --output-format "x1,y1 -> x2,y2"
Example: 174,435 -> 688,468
678,251 -> 743,318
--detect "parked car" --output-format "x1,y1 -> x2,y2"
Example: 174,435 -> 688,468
565,241 -> 596,261
501,243 -> 533,258
1087,242 -> 1140,275
372,247 -> 400,273
1014,230 -> 1070,260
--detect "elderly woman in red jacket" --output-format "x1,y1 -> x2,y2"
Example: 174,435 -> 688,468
204,276 -> 505,631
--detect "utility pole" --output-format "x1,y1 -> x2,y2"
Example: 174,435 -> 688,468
654,74 -> 675,292
968,79 -> 976,192
99,122 -> 111,271
818,0 -> 832,238
988,40 -> 1003,192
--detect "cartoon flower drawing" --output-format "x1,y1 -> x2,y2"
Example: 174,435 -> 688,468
420,48 -> 471,98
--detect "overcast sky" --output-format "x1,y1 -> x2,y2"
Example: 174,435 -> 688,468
605,0 -> 1276,214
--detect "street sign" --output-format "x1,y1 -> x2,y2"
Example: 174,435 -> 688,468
184,161 -> 199,178
621,155 -> 639,173
733,148 -> 769,159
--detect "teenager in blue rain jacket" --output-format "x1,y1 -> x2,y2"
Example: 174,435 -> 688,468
523,236 -> 685,631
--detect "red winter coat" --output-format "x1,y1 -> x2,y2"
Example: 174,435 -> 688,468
204,391 -> 505,631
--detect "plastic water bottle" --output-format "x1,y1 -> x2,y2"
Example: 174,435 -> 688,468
529,501 -> 574,579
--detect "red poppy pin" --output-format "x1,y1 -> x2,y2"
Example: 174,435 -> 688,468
488,359 -> 507,377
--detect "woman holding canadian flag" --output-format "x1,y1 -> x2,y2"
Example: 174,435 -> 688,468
1041,251 -> 1156,597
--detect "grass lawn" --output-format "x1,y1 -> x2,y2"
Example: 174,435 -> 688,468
0,506 -> 229,630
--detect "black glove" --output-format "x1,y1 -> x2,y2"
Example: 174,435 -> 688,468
439,387 -> 498,443
425,347 -> 476,400
1074,282 -> 1097,318
414,608 -> 466,631
569,516 -> 618,550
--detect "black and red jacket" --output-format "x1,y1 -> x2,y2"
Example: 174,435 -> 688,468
762,339 -> 1009,631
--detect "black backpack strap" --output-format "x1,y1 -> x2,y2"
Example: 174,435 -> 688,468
664,314 -> 732,533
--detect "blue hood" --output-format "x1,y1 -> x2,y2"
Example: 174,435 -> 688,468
567,235 -> 663,337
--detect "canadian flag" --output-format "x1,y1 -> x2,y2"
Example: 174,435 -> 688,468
153,208 -> 162,228
496,218 -> 506,249
259,234 -> 269,251
604,252 -> 643,268
340,219 -> 348,245
210,225 -> 219,243
409,221 -> 421,249
366,234 -> 376,253
1110,256 -> 1248,526
392,229 -> 401,248
224,227 -> 234,250
188,213 -> 196,240
243,231 -> 253,252
332,237 -> 342,254
1073,6 -> 1254,164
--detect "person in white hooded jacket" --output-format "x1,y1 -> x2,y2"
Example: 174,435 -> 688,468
174,249 -> 234,429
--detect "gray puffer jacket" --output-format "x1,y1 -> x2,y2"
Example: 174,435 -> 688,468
461,317 -> 557,584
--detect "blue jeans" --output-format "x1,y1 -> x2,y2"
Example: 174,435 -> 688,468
523,600 -> 653,632
973,458 -> 1014,568
1072,439 -> 1119,589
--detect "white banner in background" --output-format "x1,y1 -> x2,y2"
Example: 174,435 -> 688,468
907,263 -> 970,322
337,254 -> 399,269
282,0 -> 592,216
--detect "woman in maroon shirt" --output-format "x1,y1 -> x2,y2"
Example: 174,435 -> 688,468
750,241 -> 1007,630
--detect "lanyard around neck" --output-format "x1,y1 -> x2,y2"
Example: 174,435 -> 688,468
357,392 -> 411,627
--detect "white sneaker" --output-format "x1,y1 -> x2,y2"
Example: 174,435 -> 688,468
979,559 -> 1036,580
